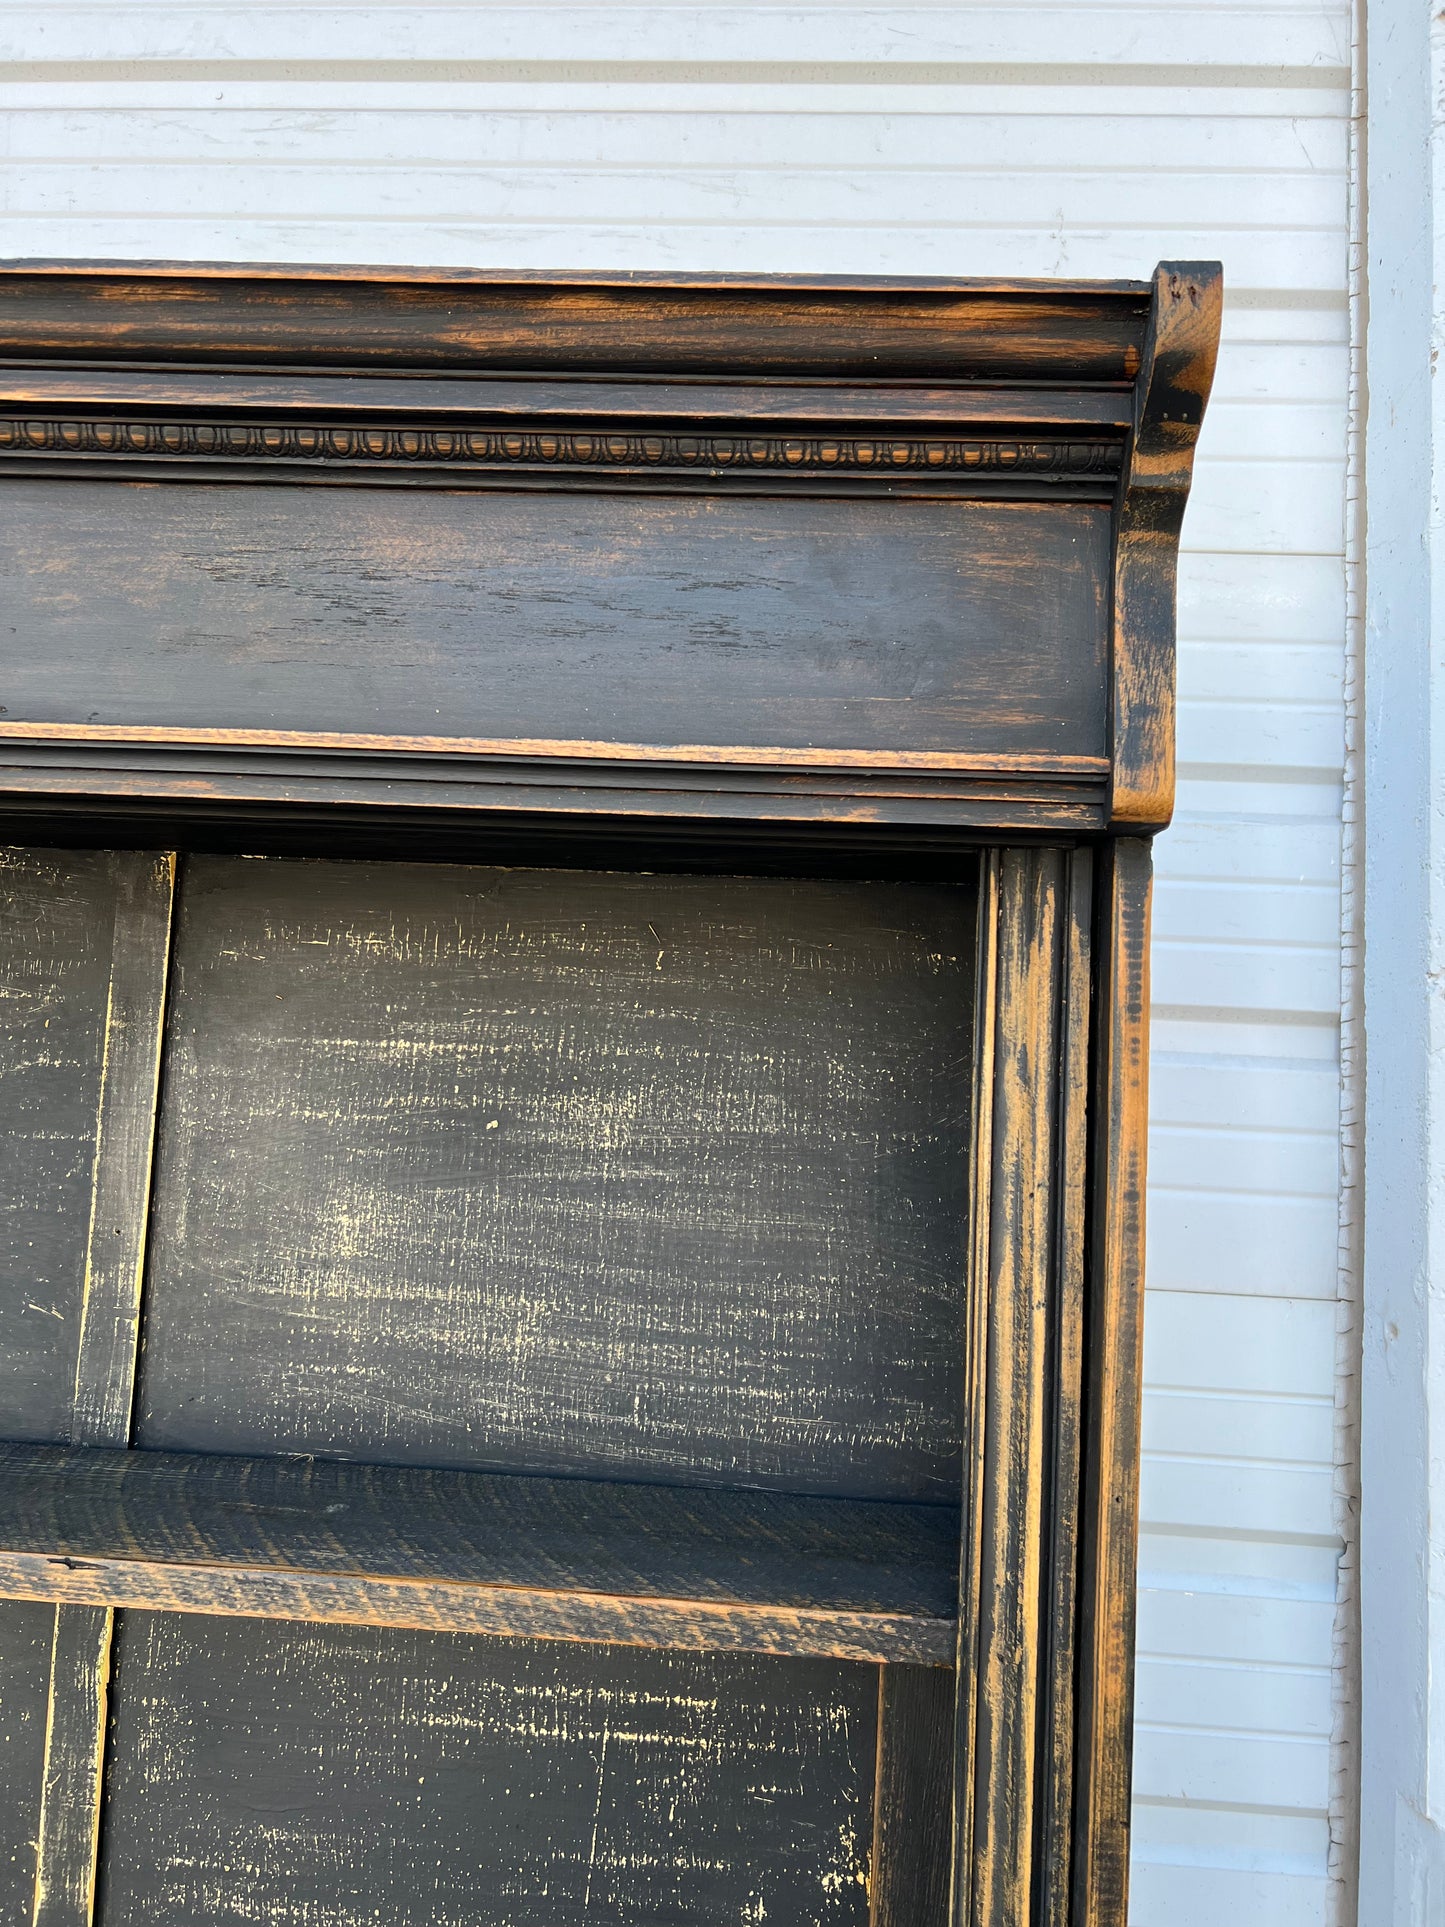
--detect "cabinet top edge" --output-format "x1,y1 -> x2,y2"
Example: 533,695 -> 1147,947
0,257 -> 1212,384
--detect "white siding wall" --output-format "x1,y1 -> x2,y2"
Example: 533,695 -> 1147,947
0,8 -> 1353,1922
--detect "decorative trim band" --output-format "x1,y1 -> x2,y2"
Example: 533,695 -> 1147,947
0,415 -> 1124,478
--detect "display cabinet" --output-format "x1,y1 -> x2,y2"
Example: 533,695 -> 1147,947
0,259 -> 1220,1927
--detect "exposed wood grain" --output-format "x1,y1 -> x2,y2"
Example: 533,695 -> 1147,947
1,1555 -> 955,1667
0,481 -> 1110,763
30,1606 -> 110,1927
0,261 -> 1152,381
138,859 -> 975,1502
1072,840 -> 1153,1927
1108,263 -> 1224,829
99,1614 -> 879,1927
871,1665 -> 953,1927
0,756 -> 1109,855
0,723 -> 1109,780
1039,849 -> 1094,1925
0,1442 -> 958,1664
0,367 -> 1136,432
972,850 -> 1065,1927
951,851 -> 999,1927
952,849 -> 1091,1927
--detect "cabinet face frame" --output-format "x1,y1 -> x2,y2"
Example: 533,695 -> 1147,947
0,259 -> 1218,1927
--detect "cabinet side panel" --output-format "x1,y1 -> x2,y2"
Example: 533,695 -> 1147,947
1074,839 -> 1152,1927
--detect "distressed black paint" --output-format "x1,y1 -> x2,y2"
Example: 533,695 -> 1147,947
138,858 -> 975,1501
100,1613 -> 877,1927
0,1598 -> 53,1924
0,848 -> 127,1442
0,482 -> 1109,760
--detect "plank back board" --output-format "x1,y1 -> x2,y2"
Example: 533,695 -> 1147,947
0,848 -> 136,1441
99,1615 -> 879,1927
136,856 -> 976,1501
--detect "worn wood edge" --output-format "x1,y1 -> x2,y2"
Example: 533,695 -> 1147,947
0,759 -> 1107,826
0,369 -> 1136,431
68,852 -> 175,1450
0,258 -> 1154,297
973,851 -> 1067,1927
30,1606 -> 111,1927
0,772 -> 1108,851
0,725 -> 1110,779
0,752 -> 1106,809
1072,840 -> 1152,1927
0,1554 -> 957,1666
952,851 -> 1000,1927
1108,262 -> 1223,830
0,261 -> 1153,382
1041,848 -> 1094,1924
0,1441 -> 959,1622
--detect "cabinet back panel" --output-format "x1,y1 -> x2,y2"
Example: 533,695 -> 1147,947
0,480 -> 1108,758
99,1612 -> 877,1927
0,1599 -> 52,1925
136,858 -> 974,1499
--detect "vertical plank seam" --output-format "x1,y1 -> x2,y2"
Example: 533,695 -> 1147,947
69,851 -> 176,1448
31,1610 -> 113,1927
977,851 -> 1059,1927
868,1665 -> 887,1927
33,851 -> 177,1927
1040,850 -> 1092,1926
953,850 -> 1000,1927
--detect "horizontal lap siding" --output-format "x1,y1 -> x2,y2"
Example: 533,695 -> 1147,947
0,7 -> 1350,1923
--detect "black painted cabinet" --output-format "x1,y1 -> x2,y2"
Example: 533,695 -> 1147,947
0,260 -> 1219,1927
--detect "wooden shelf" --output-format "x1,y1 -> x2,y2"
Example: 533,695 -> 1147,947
0,1442 -> 958,1665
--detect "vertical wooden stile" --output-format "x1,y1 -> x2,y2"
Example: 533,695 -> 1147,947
954,850 -> 1092,1927
1072,839 -> 1153,1927
975,850 -> 1064,1927
32,852 -> 176,1927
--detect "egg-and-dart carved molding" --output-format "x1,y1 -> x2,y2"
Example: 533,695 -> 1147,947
0,414 -> 1124,478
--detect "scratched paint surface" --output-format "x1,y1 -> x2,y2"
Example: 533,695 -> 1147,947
0,1598 -> 53,1924
0,846 -> 133,1443
0,849 -> 147,1926
0,480 -> 1108,756
137,858 -> 974,1499
99,1612 -> 876,1927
